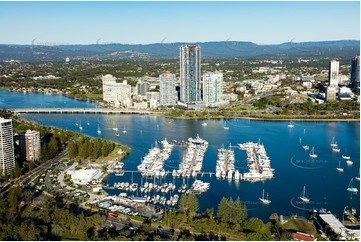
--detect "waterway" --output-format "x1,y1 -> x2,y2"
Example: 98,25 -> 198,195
1,91 -> 360,222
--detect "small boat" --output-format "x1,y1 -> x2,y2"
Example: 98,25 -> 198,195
342,149 -> 350,160
79,121 -> 83,130
97,124 -> 101,134
223,121 -> 229,130
122,127 -> 127,134
288,121 -> 294,128
336,161 -> 344,172
259,189 -> 271,205
299,186 -> 310,203
330,137 -> 338,148
346,160 -> 353,166
201,122 -> 207,126
309,147 -> 318,159
332,147 -> 340,153
115,131 -> 119,137
302,145 -> 310,151
346,178 -> 358,193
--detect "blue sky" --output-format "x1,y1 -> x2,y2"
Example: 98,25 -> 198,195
0,1 -> 359,45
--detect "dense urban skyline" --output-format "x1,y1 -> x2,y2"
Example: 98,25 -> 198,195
0,1 -> 359,45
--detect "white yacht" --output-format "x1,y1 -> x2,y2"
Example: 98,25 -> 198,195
330,137 -> 338,148
347,178 -> 358,193
288,121 -> 294,128
302,145 -> 310,151
259,189 -> 271,205
336,161 -> 344,172
299,186 -> 310,203
309,147 -> 318,158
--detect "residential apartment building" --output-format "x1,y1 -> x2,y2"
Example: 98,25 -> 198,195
0,117 -> 15,176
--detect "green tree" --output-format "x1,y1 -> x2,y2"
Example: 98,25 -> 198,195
187,193 -> 199,221
217,197 -> 229,223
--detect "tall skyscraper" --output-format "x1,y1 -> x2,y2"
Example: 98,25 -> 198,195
180,45 -> 201,103
329,60 -> 339,87
0,117 -> 15,176
350,56 -> 360,92
19,130 -> 41,161
159,71 -> 177,106
203,71 -> 223,106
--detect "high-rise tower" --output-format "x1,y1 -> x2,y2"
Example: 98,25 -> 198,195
203,71 -> 223,106
0,117 -> 15,176
329,60 -> 339,87
350,56 -> 360,92
159,71 -> 177,106
180,45 -> 201,103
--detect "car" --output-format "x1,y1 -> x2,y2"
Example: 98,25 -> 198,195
106,213 -> 118,218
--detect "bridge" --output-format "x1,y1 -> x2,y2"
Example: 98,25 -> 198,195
11,108 -> 160,115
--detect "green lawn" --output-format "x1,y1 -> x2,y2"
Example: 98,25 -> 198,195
282,218 -> 316,234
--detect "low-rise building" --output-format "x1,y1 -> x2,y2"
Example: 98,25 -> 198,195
68,168 -> 103,185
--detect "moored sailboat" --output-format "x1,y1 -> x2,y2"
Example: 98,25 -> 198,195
288,121 -> 294,128
347,178 -> 358,193
336,161 -> 344,172
299,186 -> 310,203
259,189 -> 271,205
309,147 -> 318,158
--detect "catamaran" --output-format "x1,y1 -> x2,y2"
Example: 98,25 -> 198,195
309,147 -> 318,158
347,178 -> 358,193
259,189 -> 271,205
299,186 -> 310,203
336,161 -> 344,172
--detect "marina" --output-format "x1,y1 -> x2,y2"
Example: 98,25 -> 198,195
238,140 -> 274,181
215,144 -> 240,180
16,107 -> 359,223
137,138 -> 174,177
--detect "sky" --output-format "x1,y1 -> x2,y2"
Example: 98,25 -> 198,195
0,1 -> 359,45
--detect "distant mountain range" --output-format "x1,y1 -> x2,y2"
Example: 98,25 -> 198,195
0,40 -> 359,61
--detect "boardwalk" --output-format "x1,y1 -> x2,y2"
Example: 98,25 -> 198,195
12,108 -> 160,115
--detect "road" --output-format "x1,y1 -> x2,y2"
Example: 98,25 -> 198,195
0,150 -> 67,193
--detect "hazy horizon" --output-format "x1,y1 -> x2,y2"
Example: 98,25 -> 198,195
0,1 -> 359,45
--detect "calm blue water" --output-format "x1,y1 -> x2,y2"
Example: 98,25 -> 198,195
0,90 -> 98,108
1,91 -> 359,222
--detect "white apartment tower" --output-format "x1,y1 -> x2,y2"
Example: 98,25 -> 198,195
0,117 -> 15,176
203,71 -> 224,106
329,60 -> 339,87
102,74 -> 132,107
180,45 -> 201,103
159,71 -> 177,106
19,130 -> 41,161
